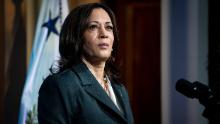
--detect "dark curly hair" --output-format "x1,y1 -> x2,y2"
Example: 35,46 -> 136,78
50,3 -> 120,80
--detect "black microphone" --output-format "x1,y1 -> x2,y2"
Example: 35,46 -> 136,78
176,79 -> 220,122
176,79 -> 214,106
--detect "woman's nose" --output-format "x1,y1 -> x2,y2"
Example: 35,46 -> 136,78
99,26 -> 108,38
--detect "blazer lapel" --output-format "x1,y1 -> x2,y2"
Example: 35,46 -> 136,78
72,63 -> 127,122
112,82 -> 132,122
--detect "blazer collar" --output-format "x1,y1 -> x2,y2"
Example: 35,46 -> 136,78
72,63 -> 127,123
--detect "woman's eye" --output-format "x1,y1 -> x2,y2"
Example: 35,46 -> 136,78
106,26 -> 113,31
88,25 -> 97,30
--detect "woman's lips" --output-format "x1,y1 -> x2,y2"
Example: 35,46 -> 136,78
98,43 -> 109,49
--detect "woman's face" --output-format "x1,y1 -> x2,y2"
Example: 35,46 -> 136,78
82,8 -> 114,62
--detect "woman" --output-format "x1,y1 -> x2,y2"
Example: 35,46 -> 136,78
38,3 -> 134,124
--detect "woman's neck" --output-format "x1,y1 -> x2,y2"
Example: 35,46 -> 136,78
82,57 -> 105,82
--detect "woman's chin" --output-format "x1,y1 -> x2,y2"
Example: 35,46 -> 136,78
93,54 -> 110,62
98,56 -> 110,62
96,53 -> 111,60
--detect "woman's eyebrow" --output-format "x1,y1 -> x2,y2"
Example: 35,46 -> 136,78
88,21 -> 99,24
106,22 -> 113,25
88,21 -> 112,24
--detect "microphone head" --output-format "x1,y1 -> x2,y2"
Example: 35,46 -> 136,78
176,79 -> 196,98
176,78 -> 213,100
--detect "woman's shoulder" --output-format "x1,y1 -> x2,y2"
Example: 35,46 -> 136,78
40,68 -> 81,91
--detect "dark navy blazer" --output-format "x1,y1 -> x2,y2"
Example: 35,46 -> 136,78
38,63 -> 134,124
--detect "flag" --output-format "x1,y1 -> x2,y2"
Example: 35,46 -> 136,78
18,0 -> 69,123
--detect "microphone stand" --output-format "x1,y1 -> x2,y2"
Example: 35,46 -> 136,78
200,95 -> 220,124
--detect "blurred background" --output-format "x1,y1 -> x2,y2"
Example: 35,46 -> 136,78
0,0 -> 220,124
